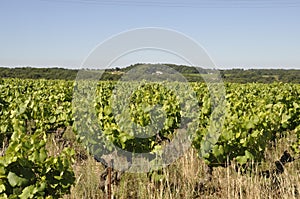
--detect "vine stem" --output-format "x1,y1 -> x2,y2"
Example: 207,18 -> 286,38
107,160 -> 112,199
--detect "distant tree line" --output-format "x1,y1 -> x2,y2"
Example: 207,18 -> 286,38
221,68 -> 300,84
0,67 -> 78,80
0,65 -> 300,83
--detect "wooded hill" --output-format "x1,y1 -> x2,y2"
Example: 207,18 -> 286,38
0,64 -> 299,83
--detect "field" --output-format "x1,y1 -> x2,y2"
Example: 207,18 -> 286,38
1,78 -> 300,198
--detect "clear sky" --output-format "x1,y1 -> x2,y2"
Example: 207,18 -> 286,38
1,0 -> 300,69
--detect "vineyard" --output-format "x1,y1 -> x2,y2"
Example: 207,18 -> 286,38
1,78 -> 300,198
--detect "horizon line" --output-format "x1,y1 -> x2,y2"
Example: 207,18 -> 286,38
0,64 -> 299,70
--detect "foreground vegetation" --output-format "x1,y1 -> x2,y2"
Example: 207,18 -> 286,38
1,77 -> 300,198
61,136 -> 300,199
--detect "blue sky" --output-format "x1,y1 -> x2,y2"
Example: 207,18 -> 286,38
0,0 -> 300,69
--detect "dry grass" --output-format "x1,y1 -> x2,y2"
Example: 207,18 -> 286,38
45,131 -> 300,199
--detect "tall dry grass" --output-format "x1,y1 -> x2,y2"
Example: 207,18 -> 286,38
45,130 -> 300,199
